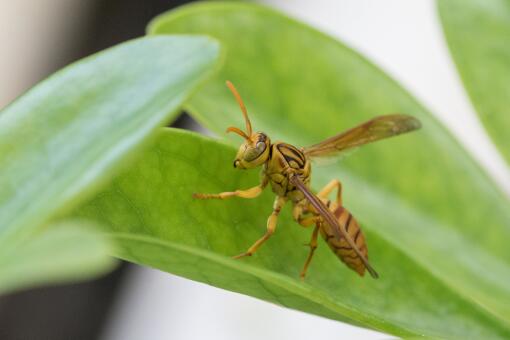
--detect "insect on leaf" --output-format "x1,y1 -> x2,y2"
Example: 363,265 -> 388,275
74,128 -> 510,339
139,2 -> 510,338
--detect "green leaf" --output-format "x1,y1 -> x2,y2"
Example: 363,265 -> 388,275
438,0 -> 510,162
68,2 -> 510,338
151,2 -> 510,336
0,222 -> 116,295
76,129 -> 510,339
0,35 -> 220,245
0,36 -> 220,290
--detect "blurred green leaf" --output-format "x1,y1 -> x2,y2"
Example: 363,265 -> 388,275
0,222 -> 116,295
438,0 -> 510,162
0,36 -> 220,291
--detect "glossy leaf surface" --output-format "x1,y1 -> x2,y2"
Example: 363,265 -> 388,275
0,36 -> 220,292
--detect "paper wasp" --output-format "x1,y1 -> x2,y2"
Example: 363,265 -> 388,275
194,81 -> 421,279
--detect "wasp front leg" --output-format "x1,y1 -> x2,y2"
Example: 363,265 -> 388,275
233,196 -> 286,259
193,176 -> 268,200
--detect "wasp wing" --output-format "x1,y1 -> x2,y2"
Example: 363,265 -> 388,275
289,175 -> 379,278
304,114 -> 421,159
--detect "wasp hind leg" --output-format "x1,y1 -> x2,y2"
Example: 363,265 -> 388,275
300,224 -> 320,280
296,180 -> 342,279
293,179 -> 343,227
233,196 -> 286,259
317,179 -> 342,205
293,202 -> 322,227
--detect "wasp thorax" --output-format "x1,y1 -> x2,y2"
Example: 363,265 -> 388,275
233,132 -> 271,169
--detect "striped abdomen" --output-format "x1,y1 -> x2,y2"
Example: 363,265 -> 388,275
319,205 -> 368,276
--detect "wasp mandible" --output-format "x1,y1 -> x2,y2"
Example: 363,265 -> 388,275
193,81 -> 421,279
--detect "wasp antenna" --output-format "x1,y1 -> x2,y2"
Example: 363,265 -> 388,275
226,80 -> 253,137
226,126 -> 250,140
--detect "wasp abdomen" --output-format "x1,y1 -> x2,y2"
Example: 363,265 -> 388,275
319,206 -> 368,276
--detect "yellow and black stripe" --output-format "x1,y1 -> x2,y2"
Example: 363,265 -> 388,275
275,143 -> 306,169
320,205 -> 368,276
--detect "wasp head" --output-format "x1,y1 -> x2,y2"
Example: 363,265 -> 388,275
225,81 -> 271,169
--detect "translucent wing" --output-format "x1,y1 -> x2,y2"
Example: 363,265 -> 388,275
304,114 -> 421,158
289,175 -> 379,278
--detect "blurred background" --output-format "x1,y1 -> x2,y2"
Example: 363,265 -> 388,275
1,1 -> 508,339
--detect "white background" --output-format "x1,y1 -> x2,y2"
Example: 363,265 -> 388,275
1,1 -> 509,339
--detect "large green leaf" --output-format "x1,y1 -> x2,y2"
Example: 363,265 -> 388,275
0,36 -> 220,290
64,2 -> 510,338
438,0 -> 510,162
0,222 -> 116,295
151,2 -> 510,337
0,35 -> 219,244
77,129 -> 510,338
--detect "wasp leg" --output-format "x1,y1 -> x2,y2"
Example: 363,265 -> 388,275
297,180 -> 342,279
233,196 -> 286,259
292,203 -> 318,227
297,216 -> 321,227
193,177 -> 268,200
300,224 -> 320,280
317,179 -> 342,205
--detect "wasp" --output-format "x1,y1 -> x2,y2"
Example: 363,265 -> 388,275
194,81 -> 421,279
